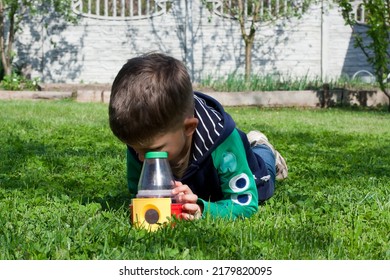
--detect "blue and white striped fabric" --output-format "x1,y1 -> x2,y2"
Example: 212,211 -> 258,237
192,94 -> 224,162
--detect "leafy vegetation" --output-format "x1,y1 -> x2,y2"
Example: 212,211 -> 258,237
199,73 -> 381,92
0,0 -> 77,77
0,100 -> 389,259
0,73 -> 40,91
338,0 -> 390,111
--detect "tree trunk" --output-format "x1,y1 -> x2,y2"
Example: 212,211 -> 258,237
237,0 -> 259,82
0,2 -> 7,76
0,1 -> 18,77
244,40 -> 253,81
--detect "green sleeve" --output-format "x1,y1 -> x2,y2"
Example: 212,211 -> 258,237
198,129 -> 259,219
126,149 -> 142,198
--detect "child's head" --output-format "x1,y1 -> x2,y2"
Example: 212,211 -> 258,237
109,53 -> 195,148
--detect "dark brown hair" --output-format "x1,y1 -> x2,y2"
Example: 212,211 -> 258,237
108,53 -> 194,145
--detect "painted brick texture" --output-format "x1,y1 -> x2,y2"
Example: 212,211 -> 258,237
15,0 -> 373,84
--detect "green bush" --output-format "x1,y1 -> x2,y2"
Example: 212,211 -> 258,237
0,73 -> 40,91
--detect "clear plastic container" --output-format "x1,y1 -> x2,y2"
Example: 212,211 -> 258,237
136,151 -> 175,198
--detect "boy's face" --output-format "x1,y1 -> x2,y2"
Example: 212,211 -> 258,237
130,117 -> 198,165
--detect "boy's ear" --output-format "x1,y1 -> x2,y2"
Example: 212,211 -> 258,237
183,117 -> 198,136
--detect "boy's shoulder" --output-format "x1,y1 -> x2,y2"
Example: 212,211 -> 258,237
191,91 -> 240,161
193,91 -> 226,114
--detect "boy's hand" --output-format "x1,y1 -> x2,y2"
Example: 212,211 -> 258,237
172,181 -> 202,220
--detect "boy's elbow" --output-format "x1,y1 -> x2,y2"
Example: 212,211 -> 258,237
232,204 -> 258,219
244,204 -> 259,218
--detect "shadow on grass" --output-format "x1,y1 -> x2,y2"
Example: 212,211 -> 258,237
0,136 -> 130,210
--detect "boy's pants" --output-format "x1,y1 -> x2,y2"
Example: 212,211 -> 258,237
252,144 -> 276,186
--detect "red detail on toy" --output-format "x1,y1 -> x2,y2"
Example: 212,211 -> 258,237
170,203 -> 183,219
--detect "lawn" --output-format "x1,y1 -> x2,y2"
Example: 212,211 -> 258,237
0,100 -> 389,260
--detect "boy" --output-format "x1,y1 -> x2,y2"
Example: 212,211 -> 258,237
108,53 -> 287,220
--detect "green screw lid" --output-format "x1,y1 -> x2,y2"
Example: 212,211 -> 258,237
145,151 -> 168,159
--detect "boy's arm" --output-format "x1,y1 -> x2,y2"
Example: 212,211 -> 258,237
126,148 -> 142,198
198,129 -> 259,219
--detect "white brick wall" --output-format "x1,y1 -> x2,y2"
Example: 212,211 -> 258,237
15,0 -> 373,84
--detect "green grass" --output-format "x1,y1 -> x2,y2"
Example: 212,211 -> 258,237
0,100 -> 389,260
199,73 -> 383,92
